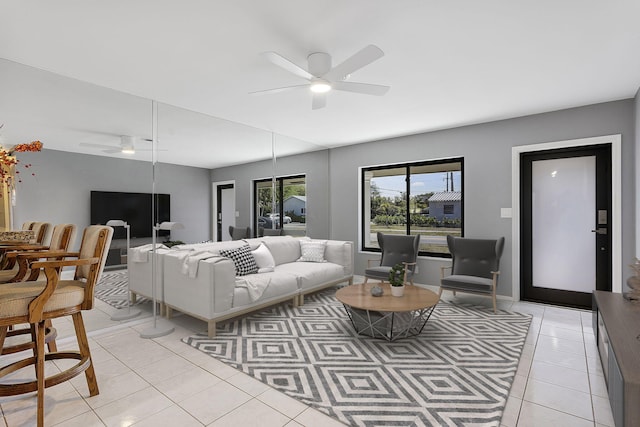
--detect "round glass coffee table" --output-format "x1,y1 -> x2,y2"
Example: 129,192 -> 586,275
335,282 -> 439,341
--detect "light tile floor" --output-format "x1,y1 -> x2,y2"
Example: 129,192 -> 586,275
0,282 -> 613,426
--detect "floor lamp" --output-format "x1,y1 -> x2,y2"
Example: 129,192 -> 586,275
106,220 -> 141,321
140,221 -> 184,339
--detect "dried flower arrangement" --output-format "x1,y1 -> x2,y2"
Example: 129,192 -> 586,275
0,124 -> 43,186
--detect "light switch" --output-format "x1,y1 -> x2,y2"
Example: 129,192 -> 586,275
235,211 -> 240,217
501,208 -> 512,218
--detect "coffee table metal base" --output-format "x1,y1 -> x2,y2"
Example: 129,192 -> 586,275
342,304 -> 436,341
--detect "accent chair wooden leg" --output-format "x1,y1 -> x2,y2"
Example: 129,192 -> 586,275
452,290 -> 457,297
208,321 -> 216,338
438,287 -> 444,298
363,277 -> 368,285
72,312 -> 99,397
130,292 -> 137,304
299,294 -> 305,306
492,294 -> 497,314
293,295 -> 300,308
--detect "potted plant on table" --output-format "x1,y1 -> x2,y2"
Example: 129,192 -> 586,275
389,263 -> 406,297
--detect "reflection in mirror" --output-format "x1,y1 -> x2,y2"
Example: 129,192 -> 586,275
0,58 -> 157,337
156,102 -> 321,242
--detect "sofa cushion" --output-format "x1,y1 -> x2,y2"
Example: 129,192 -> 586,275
298,240 -> 326,263
232,271 -> 298,307
220,244 -> 259,276
263,236 -> 301,266
276,262 -> 346,291
441,274 -> 493,293
252,243 -> 275,273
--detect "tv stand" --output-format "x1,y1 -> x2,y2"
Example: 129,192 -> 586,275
592,291 -> 640,426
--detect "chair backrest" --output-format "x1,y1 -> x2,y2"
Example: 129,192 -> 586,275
229,226 -> 250,240
261,227 -> 282,237
49,224 -> 77,251
75,225 -> 113,288
21,221 -> 35,230
377,232 -> 420,272
447,235 -> 505,279
30,222 -> 51,244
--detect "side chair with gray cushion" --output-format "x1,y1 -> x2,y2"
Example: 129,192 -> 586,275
439,235 -> 505,313
364,232 -> 420,286
229,226 -> 250,240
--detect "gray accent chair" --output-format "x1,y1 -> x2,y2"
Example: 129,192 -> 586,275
363,232 -> 420,286
439,235 -> 505,313
229,226 -> 250,240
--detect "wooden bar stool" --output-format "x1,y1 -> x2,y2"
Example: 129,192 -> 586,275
0,225 -> 113,427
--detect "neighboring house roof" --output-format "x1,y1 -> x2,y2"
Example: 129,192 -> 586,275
428,191 -> 462,202
284,195 -> 306,203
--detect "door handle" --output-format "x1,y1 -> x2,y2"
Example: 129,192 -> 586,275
591,228 -> 607,235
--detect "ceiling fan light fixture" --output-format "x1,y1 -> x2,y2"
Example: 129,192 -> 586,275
310,80 -> 331,93
121,146 -> 135,154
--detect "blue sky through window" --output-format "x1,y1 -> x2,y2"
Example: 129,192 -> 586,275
373,172 -> 462,198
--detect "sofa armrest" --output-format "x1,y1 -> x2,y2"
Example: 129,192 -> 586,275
440,265 -> 452,279
324,240 -> 354,276
163,252 -> 237,318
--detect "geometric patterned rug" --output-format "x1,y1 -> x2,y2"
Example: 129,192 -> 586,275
182,287 -> 531,426
94,270 -> 148,309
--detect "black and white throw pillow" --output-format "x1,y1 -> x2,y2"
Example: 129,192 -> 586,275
220,244 -> 259,276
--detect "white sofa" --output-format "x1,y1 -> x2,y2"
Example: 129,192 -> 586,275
130,236 -> 353,337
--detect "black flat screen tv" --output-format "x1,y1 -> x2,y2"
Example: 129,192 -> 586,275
90,191 -> 170,239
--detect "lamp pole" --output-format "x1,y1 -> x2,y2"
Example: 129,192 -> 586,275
107,220 -> 140,321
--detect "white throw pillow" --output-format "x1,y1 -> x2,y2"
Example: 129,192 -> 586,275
252,243 -> 276,273
297,240 -> 327,263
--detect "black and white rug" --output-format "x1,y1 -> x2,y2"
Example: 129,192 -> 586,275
182,288 -> 531,426
95,270 -> 148,309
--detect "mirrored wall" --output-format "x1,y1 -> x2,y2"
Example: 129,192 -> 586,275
0,57 -> 328,336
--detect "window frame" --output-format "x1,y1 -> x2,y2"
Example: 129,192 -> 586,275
253,174 -> 306,234
360,157 -> 464,258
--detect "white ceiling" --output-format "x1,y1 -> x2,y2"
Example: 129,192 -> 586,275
1,1 -> 640,168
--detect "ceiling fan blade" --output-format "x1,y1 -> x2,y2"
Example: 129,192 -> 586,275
249,84 -> 310,95
332,81 -> 390,96
262,52 -> 314,80
312,93 -> 327,110
80,142 -> 119,150
324,45 -> 385,81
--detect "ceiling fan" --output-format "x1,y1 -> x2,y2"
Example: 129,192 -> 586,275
250,44 -> 390,109
80,135 -> 158,154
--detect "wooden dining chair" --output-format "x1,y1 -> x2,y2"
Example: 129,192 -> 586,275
0,225 -> 113,427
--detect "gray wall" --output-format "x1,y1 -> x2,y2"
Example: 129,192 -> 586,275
15,149 -> 211,249
330,99 -> 636,296
210,149 -> 331,239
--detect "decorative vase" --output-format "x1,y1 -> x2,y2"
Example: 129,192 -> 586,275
390,285 -> 405,297
370,285 -> 384,297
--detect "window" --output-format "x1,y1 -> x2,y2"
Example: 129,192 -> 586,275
254,175 -> 306,235
361,158 -> 463,257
